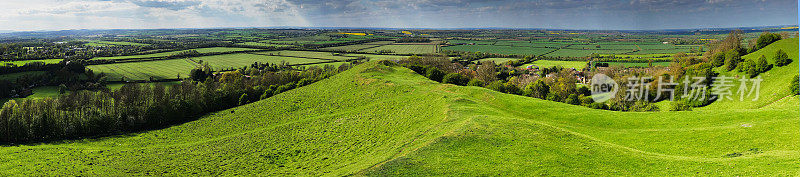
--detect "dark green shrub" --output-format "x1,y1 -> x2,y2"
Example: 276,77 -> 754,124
588,102 -> 607,110
579,95 -> 594,106
774,49 -> 791,67
442,73 -> 469,85
724,49 -> 741,71
711,52 -> 725,67
425,67 -> 445,82
467,79 -> 484,87
523,80 -> 549,99
486,81 -> 506,93
753,32 -> 782,51
756,55 -> 772,73
546,93 -> 561,102
565,94 -> 580,105
504,82 -> 521,95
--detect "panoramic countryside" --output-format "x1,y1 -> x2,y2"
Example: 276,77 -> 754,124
0,0 -> 798,176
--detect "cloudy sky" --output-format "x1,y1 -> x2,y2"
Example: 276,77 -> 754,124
0,0 -> 796,31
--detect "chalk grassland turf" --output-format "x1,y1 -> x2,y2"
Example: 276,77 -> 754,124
442,45 -> 556,55
87,59 -> 198,80
359,45 -> 438,54
92,47 -> 260,60
2,59 -> 798,175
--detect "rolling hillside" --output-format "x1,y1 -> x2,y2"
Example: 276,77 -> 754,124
0,59 -> 798,175
700,38 -> 800,110
702,38 -> 799,110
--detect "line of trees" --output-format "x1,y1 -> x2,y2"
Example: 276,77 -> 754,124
0,62 -> 354,143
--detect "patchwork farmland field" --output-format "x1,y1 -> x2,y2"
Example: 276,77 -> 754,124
443,45 -> 556,55
87,59 -> 198,80
445,38 -> 703,57
256,50 -> 353,61
83,40 -> 151,46
319,44 -> 380,52
235,42 -> 293,48
192,53 -> 327,70
606,61 -> 672,67
0,59 -> 62,66
524,60 -> 588,69
477,58 -> 519,64
545,49 -> 634,57
90,53 -> 339,80
0,71 -> 47,81
92,47 -> 260,60
359,45 -> 438,54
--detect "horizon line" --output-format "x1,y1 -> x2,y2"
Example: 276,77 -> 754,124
1,24 -> 798,34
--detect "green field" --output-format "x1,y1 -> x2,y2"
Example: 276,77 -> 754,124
0,86 -> 62,104
0,71 -> 46,81
546,49 -> 634,57
235,42 -> 293,48
359,45 -> 438,54
320,44 -> 380,52
92,47 -> 260,60
606,61 -> 672,67
524,60 -> 588,69
444,40 -> 700,57
193,53 -> 326,70
87,59 -> 198,80
106,81 -> 183,90
0,59 -> 62,66
84,40 -> 151,47
494,41 -> 566,48
477,58 -> 519,64
443,45 -> 556,55
1,61 -> 797,175
89,53 -> 339,80
256,50 -> 353,61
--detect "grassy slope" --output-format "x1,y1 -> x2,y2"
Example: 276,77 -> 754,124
700,38 -> 799,110
1,59 -> 798,175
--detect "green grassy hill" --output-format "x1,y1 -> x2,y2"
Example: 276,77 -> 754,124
701,38 -> 799,110
1,60 -> 798,175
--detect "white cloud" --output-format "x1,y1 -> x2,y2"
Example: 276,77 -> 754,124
0,0 -> 311,31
